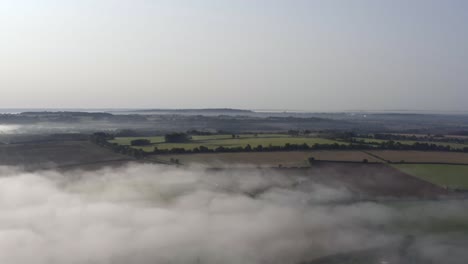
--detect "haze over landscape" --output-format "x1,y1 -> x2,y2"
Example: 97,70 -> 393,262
1,0 -> 468,111
1,1 -> 468,264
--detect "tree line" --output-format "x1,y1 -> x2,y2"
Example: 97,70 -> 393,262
91,132 -> 146,159
91,132 -> 468,158
355,133 -> 467,145
152,141 -> 468,154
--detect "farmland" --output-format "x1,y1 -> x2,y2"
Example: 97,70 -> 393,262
107,131 -> 468,191
393,164 -> 468,189
0,140 -> 134,170
1,117 -> 467,264
367,150 -> 468,164
282,163 -> 448,198
111,134 -> 345,152
154,150 -> 381,167
354,137 -> 468,150
153,149 -> 468,192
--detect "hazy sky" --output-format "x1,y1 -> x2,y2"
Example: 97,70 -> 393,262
1,0 -> 467,111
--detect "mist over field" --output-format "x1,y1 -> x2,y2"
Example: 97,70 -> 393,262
0,164 -> 467,264
0,125 -> 21,134
1,0 -> 467,263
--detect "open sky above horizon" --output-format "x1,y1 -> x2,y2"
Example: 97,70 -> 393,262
1,0 -> 467,111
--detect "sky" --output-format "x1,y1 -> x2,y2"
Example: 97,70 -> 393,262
0,0 -> 467,111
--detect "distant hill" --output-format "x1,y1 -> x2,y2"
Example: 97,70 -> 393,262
128,108 -> 254,115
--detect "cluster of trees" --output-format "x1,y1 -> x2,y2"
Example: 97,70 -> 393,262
91,132 -> 146,159
307,156 -> 369,165
165,133 -> 191,143
374,133 -> 425,141
318,131 -> 355,141
287,130 -> 312,136
130,139 -> 151,146
357,133 -> 467,145
378,141 -> 456,151
91,132 -> 114,142
353,138 -> 465,152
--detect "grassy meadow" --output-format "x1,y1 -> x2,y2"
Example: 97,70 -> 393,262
394,164 -> 468,189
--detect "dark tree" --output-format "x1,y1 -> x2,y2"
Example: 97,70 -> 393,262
130,139 -> 151,146
165,133 -> 191,143
244,144 -> 252,151
199,146 -> 210,152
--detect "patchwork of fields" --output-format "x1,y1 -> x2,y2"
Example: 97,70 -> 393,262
111,134 -> 345,152
0,136 -> 464,197
109,134 -> 468,191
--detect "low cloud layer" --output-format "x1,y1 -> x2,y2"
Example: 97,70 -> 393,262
0,164 -> 467,264
0,125 -> 21,134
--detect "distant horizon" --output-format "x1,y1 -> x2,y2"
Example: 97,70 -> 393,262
1,107 -> 468,115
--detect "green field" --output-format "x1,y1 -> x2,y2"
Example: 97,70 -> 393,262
110,134 -> 345,152
394,164 -> 468,189
355,137 -> 468,150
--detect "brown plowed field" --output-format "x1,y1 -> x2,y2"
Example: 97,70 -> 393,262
0,141 -> 134,170
155,151 -> 381,167
286,163 -> 450,198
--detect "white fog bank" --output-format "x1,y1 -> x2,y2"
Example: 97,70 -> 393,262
0,164 -> 467,264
